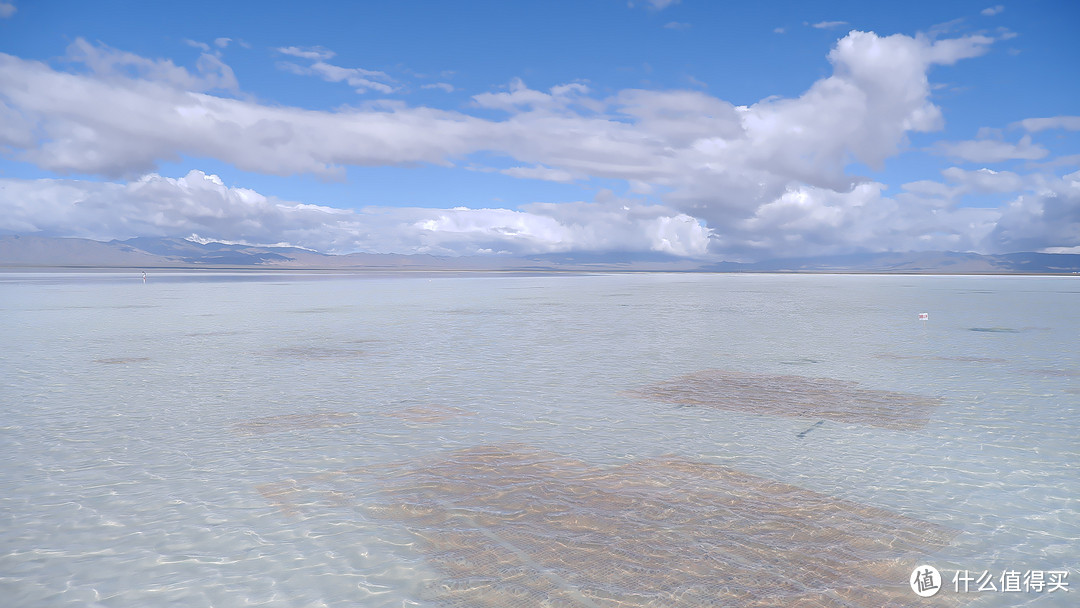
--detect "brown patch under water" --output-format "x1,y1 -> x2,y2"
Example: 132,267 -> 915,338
629,369 -> 943,430
259,444 -> 961,607
255,480 -> 305,517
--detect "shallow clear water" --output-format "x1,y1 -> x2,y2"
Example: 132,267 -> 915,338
1,271 -> 1077,606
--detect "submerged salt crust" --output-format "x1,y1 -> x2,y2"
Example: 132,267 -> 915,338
1,271 -> 1077,607
279,443 -> 959,607
628,369 -> 944,429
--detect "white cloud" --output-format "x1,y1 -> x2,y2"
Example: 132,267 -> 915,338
65,38 -> 237,92
774,27 -> 786,34
307,61 -> 395,94
472,78 -> 595,113
0,2 -> 14,19
0,30 -> 1037,258
214,38 -> 232,49
941,166 -> 1025,193
276,46 -> 335,61
422,82 -> 455,93
933,134 -> 1048,163
501,165 -> 579,183
985,170 -> 1080,252
981,5 -> 1005,17
0,48 -> 482,178
0,171 -> 308,245
732,182 -> 1001,258
32,29 -> 963,201
1017,116 -> 1080,132
0,171 -> 712,257
276,46 -> 395,94
16,163 -> 1072,260
921,34 -> 995,65
664,22 -> 691,30
811,21 -> 848,30
897,166 -> 1028,212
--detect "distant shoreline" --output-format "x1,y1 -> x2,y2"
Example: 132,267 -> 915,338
3,236 -> 1079,275
2,265 -> 1076,277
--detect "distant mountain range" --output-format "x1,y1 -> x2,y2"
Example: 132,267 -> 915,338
2,235 -> 1079,274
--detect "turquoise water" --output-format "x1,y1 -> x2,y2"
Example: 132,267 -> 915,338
1,272 -> 1077,606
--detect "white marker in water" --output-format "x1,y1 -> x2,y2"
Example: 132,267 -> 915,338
918,312 -> 929,321
142,271 -> 147,283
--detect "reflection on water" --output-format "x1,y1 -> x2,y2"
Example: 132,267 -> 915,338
3,272 -> 1077,607
263,444 -> 959,607
629,369 -> 943,430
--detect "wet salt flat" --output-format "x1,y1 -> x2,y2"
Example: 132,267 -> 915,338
1,271 -> 1077,607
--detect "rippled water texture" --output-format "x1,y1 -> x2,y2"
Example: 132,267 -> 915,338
366,445 -> 955,606
1,272 -> 1077,607
628,369 -> 943,429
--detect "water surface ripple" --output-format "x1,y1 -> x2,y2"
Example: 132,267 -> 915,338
1,272 -> 1077,607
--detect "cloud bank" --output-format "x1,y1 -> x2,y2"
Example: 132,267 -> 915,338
0,170 -> 712,256
0,31 -> 1076,259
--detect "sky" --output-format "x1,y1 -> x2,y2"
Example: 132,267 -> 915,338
0,0 -> 1078,260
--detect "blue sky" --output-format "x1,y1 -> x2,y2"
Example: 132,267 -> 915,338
0,0 -> 1077,259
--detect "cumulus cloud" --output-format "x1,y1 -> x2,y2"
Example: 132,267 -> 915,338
406,199 -> 711,257
65,38 -> 237,92
731,182 -> 1002,258
0,31 -> 990,184
933,134 -> 1048,163
898,166 -> 1028,211
0,48 -> 486,178
810,21 -> 848,30
985,170 -> 1080,252
1016,116 -> 1080,132
0,171 -> 712,257
4,29 -> 1051,258
940,166 -> 1026,193
0,171 -> 307,244
893,167 -> 1080,255
981,5 -> 1005,17
0,2 -> 14,19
